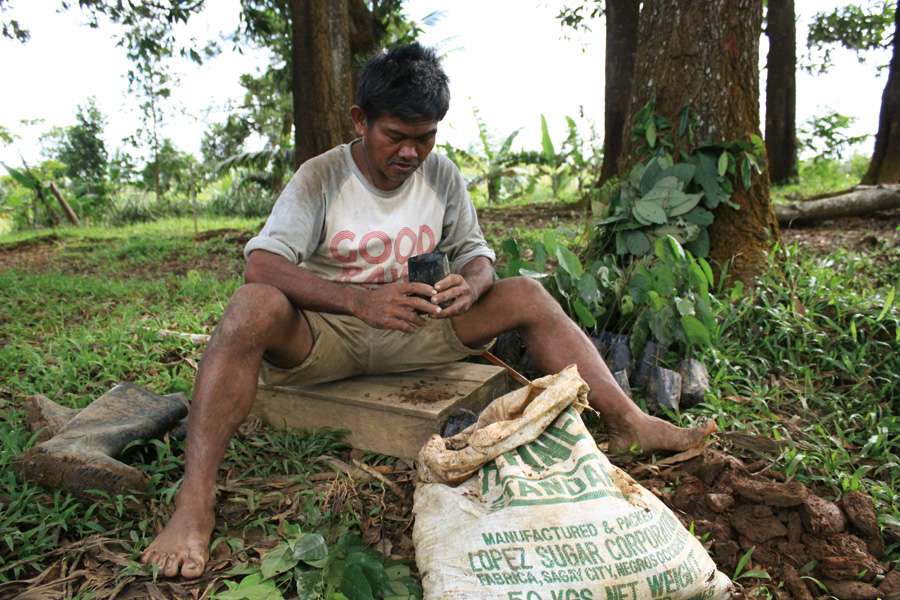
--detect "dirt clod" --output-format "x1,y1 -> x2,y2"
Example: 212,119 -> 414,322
652,452 -> 891,600
842,491 -> 881,538
877,570 -> 900,600
802,494 -> 847,535
731,504 -> 787,543
824,579 -> 881,600
729,474 -> 808,506
705,492 -> 734,513
782,564 -> 814,600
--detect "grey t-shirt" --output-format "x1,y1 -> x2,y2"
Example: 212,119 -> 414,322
244,140 -> 495,285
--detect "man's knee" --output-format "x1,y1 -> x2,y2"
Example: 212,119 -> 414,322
215,283 -> 295,346
493,276 -> 566,321
503,276 -> 557,306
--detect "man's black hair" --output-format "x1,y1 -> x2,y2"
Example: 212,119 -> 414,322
355,42 -> 450,123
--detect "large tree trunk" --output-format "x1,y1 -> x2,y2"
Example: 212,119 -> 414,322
621,0 -> 780,284
597,0 -> 639,187
765,0 -> 798,185
776,184 -> 900,225
862,1 -> 900,184
289,0 -> 355,169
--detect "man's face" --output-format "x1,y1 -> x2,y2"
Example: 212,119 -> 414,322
351,106 -> 438,191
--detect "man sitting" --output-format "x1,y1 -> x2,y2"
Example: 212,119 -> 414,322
141,43 -> 714,579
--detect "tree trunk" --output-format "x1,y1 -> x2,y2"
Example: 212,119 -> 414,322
765,0 -> 798,185
776,184 -> 900,225
621,0 -> 780,284
289,0 -> 355,170
862,1 -> 900,184
49,182 -> 80,226
598,0 -> 639,187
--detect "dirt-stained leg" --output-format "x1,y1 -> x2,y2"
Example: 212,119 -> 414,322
451,277 -> 716,453
141,283 -> 313,578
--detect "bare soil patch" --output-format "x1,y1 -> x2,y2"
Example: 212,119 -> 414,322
780,208 -> 900,255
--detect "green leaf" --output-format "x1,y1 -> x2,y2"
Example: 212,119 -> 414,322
260,542 -> 298,579
628,163 -> 646,189
542,230 -> 559,255
737,569 -> 771,580
675,297 -> 695,317
681,314 -> 711,347
682,206 -> 715,226
876,287 -> 895,322
741,155 -> 752,189
576,272 -> 599,304
633,199 -> 667,225
678,107 -> 690,136
640,157 -> 664,194
655,235 -> 686,263
555,245 -> 583,278
1,162 -> 40,190
624,231 -> 651,256
340,564 -> 375,600
718,151 -> 729,176
385,564 -> 411,580
688,261 -> 709,296
694,152 -> 722,209
532,242 -> 548,271
518,268 -> 549,280
698,258 -> 715,286
499,129 -> 520,157
661,162 -> 696,184
645,120 -> 657,147
293,533 -> 327,564
571,298 -> 597,328
540,114 -> 555,161
684,228 -> 710,258
500,238 -> 520,261
667,192 -> 702,217
217,573 -> 285,600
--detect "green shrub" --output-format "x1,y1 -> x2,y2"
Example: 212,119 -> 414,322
207,179 -> 276,218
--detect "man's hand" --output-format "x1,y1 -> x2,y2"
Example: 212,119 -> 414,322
431,274 -> 478,318
352,281 -> 440,332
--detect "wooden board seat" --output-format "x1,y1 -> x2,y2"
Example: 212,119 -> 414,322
251,362 -> 509,460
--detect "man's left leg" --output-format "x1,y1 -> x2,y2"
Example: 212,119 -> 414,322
451,277 -> 715,453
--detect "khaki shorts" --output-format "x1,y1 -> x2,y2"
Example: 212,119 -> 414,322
259,311 -> 493,387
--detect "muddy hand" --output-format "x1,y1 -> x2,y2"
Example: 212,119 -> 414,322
353,281 -> 439,332
431,274 -> 476,318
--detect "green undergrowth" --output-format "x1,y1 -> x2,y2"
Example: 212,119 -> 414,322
685,244 -> 899,562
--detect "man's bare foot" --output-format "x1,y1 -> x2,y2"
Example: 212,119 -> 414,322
141,497 -> 215,578
608,412 -> 717,454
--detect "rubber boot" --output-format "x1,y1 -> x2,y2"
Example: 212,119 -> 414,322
14,383 -> 188,497
22,394 -> 79,443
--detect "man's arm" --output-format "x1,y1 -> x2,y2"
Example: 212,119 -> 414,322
245,250 -> 440,333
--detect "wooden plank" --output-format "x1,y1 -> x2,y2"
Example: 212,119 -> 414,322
252,363 -> 508,459
260,362 -> 506,419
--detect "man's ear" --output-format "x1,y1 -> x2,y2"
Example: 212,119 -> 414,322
350,106 -> 367,137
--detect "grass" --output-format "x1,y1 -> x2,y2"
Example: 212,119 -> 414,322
0,200 -> 898,594
770,154 -> 870,204
689,243 -> 899,559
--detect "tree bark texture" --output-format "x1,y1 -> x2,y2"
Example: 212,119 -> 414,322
765,0 -> 798,185
598,0 -> 639,187
776,184 -> 900,226
289,0 -> 355,169
862,2 -> 900,184
621,0 -> 780,284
